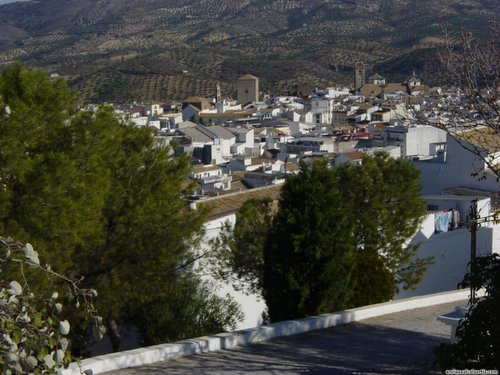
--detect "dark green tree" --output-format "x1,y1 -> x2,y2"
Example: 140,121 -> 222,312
132,278 -> 243,346
0,63 -> 98,261
219,154 -> 429,322
73,119 -> 209,351
337,153 -> 431,306
0,64 -> 241,354
263,160 -> 356,322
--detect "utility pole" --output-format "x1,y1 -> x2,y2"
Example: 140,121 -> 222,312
463,198 -> 499,305
466,199 -> 479,304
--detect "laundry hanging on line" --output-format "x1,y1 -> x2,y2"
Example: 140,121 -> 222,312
435,210 -> 453,233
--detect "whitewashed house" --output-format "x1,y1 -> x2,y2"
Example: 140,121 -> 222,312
311,98 -> 334,125
324,87 -> 350,98
371,110 -> 391,123
158,113 -> 183,130
396,195 -> 500,299
190,164 -> 232,192
414,129 -> 499,196
145,103 -> 163,116
288,121 -> 315,136
280,136 -> 334,156
383,124 -> 447,157
228,128 -> 254,156
129,116 -> 148,127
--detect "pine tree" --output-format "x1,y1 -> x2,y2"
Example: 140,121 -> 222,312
337,153 -> 431,306
263,160 -> 356,322
227,154 -> 430,322
0,64 -> 241,354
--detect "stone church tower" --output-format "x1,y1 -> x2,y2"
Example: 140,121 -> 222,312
237,74 -> 259,104
353,66 -> 366,92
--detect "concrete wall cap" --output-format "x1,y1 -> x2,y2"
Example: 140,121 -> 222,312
62,289 -> 476,375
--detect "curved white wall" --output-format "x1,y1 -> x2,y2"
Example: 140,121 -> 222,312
62,290 -> 475,375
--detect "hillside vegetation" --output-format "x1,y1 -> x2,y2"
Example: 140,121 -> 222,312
0,0 -> 497,102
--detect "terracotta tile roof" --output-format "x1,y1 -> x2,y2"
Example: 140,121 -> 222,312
384,83 -> 407,94
458,127 -> 500,153
340,150 -> 365,160
361,84 -> 382,97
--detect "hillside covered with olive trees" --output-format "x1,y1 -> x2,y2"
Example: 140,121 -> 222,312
0,0 -> 497,102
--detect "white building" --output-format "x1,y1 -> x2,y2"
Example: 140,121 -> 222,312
229,127 -> 255,156
335,150 -> 365,165
383,124 -> 447,157
280,136 -> 334,155
158,113 -> 183,130
288,121 -> 316,136
396,195 -> 500,299
324,87 -> 350,98
414,131 -> 499,196
311,98 -> 334,125
145,103 -> 163,116
399,128 -> 500,299
129,116 -> 148,127
332,111 -> 349,127
190,165 -> 232,192
190,187 -> 282,329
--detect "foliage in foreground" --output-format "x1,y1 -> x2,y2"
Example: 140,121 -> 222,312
1,237 -> 104,374
435,254 -> 500,371
132,279 -> 243,346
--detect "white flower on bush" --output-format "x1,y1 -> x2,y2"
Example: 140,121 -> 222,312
58,320 -> 70,336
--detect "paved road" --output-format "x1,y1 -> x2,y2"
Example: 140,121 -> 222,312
104,301 -> 463,375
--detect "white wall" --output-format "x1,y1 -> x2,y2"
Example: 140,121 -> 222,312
243,129 -> 254,148
196,197 -> 499,326
130,116 -> 148,127
384,125 -> 446,157
64,290 -> 474,375
311,99 -> 333,124
415,134 -> 499,195
407,126 -> 447,156
231,142 -> 247,155
396,197 -> 500,299
195,215 -> 266,330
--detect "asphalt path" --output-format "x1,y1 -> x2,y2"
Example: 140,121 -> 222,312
103,300 -> 463,375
